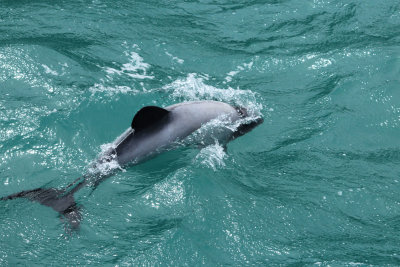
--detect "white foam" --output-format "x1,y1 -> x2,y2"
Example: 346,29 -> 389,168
194,142 -> 227,171
309,58 -> 333,70
91,45 -> 154,96
224,60 -> 254,83
87,143 -> 124,177
89,83 -> 139,95
165,52 -> 184,64
162,73 -> 263,116
105,50 -> 154,80
41,64 -> 59,76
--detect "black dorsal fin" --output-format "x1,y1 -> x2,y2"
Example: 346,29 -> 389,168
131,106 -> 170,132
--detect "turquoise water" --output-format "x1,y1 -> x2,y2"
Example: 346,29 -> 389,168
1,0 -> 400,265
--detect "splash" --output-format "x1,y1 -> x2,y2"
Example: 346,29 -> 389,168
162,73 -> 263,116
194,142 -> 227,171
87,143 -> 124,177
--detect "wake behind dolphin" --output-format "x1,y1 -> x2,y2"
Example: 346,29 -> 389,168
1,100 -> 263,230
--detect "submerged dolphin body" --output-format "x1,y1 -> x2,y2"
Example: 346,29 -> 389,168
1,101 -> 262,229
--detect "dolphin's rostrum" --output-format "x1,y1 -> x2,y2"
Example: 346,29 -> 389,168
1,101 -> 263,229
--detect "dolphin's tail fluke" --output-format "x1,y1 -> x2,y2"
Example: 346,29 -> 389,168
1,187 -> 82,230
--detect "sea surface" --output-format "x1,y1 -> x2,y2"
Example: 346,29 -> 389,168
1,0 -> 400,265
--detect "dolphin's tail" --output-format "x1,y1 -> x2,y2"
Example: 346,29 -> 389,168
1,187 -> 82,230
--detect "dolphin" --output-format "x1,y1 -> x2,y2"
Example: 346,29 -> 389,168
1,100 -> 262,229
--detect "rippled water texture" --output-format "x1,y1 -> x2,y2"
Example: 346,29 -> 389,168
1,0 -> 400,265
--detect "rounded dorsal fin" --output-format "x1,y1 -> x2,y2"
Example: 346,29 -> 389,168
131,106 -> 170,132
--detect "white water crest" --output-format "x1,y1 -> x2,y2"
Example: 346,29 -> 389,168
162,73 -> 263,117
224,60 -> 255,83
89,83 -> 139,95
90,44 -> 154,96
194,142 -> 227,171
104,44 -> 154,80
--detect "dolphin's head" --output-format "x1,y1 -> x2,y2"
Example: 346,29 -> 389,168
232,105 -> 264,140
235,106 -> 249,118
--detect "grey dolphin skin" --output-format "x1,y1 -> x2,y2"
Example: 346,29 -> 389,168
1,100 -> 263,230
